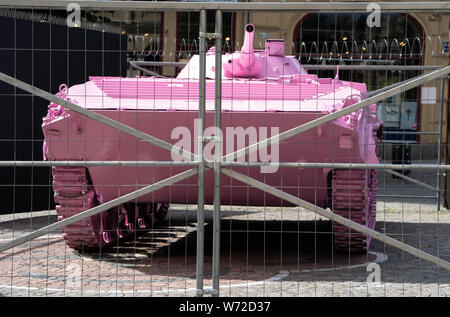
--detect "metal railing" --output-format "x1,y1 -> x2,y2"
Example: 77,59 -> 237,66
0,1 -> 449,297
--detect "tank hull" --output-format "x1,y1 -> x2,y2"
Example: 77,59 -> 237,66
43,108 -> 376,208
41,23 -> 382,251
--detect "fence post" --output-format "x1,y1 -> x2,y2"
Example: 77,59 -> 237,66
212,8 -> 222,296
438,76 -> 445,210
196,8 -> 207,297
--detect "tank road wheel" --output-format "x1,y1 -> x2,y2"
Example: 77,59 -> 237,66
331,169 -> 378,252
52,167 -> 170,251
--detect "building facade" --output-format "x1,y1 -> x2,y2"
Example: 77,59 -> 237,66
25,1 -> 450,149
149,2 -> 449,148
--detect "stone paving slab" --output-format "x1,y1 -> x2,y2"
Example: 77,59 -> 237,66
0,170 -> 450,297
0,204 -> 448,297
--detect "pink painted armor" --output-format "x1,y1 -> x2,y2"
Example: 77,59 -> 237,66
42,24 -> 382,252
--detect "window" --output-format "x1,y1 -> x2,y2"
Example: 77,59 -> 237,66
294,13 -> 424,133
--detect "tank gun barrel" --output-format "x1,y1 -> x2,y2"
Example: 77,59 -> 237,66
241,24 -> 255,54
223,24 -> 261,78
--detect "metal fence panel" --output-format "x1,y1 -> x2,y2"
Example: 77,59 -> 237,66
0,2 -> 449,298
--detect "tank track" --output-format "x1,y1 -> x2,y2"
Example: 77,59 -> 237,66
331,169 -> 378,252
52,166 -> 169,251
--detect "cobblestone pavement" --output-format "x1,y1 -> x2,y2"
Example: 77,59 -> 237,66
0,170 -> 449,297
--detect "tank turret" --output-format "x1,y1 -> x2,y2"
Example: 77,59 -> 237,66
223,24 -> 262,78
176,24 -> 307,80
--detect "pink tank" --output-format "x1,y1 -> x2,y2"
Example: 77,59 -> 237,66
42,24 -> 382,252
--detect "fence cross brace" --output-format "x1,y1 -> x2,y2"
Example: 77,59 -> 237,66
221,168 -> 450,271
208,65 -> 450,294
0,72 -> 199,163
221,66 -> 450,163
0,168 -> 199,253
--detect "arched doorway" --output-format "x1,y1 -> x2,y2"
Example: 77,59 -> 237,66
293,13 -> 425,139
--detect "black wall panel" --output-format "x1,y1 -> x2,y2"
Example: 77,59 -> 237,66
0,16 -> 127,213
